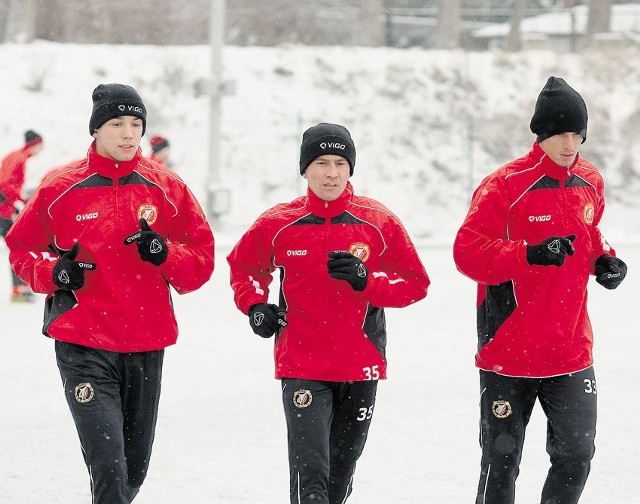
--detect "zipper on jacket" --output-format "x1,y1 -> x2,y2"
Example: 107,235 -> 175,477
113,163 -> 119,219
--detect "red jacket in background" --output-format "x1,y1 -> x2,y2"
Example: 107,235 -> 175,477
6,143 -> 215,352
0,145 -> 31,219
453,142 -> 614,378
227,182 -> 430,382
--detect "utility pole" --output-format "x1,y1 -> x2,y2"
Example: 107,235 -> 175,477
198,0 -> 234,227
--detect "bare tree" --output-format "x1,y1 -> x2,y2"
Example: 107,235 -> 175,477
3,0 -> 27,42
585,0 -> 612,47
2,0 -> 384,46
435,0 -> 460,49
355,0 -> 385,47
226,0 -> 385,46
505,0 -> 527,52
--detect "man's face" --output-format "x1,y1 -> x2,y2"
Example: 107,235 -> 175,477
93,116 -> 143,162
303,155 -> 350,201
539,132 -> 583,167
28,143 -> 43,156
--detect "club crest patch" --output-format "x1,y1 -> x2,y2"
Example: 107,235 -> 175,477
492,400 -> 512,418
583,204 -> 594,224
74,382 -> 95,403
137,204 -> 158,225
348,242 -> 370,262
292,389 -> 313,409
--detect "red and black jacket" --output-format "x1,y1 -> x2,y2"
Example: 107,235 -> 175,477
6,143 -> 214,352
454,143 -> 614,377
227,182 -> 430,382
0,146 -> 31,220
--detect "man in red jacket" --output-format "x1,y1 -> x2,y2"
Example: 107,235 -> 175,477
454,77 -> 627,504
148,134 -> 172,167
228,123 -> 430,504
0,129 -> 44,301
6,83 -> 214,504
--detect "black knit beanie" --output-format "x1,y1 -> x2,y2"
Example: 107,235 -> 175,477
89,84 -> 147,136
24,129 -> 43,146
150,135 -> 169,153
299,123 -> 356,175
530,76 -> 588,143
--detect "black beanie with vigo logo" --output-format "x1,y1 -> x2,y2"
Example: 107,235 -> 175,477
299,123 -> 356,176
89,83 -> 147,136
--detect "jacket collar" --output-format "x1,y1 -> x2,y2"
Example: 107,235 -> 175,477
18,145 -> 33,159
530,142 -> 580,179
87,141 -> 142,179
306,181 -> 354,218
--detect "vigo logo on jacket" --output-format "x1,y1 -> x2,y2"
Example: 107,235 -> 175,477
528,214 -> 551,222
76,212 -> 99,221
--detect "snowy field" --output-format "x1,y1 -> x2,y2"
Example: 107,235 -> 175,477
1,239 -> 638,503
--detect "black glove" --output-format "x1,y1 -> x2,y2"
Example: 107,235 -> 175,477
595,254 -> 627,290
526,234 -> 576,267
248,303 -> 287,338
124,218 -> 168,266
327,251 -> 368,291
53,243 -> 96,290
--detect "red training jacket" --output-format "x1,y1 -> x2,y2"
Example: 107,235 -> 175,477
453,142 -> 614,378
227,182 -> 430,382
6,143 -> 214,352
0,146 -> 31,219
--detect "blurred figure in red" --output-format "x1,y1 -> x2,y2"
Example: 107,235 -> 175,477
0,129 -> 44,302
149,135 -> 172,168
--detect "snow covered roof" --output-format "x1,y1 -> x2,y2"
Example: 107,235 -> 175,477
473,4 -> 640,39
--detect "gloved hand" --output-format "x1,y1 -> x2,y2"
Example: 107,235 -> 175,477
327,251 -> 368,291
526,234 -> 576,267
124,218 -> 168,266
595,254 -> 627,290
248,303 -> 287,338
53,243 -> 96,290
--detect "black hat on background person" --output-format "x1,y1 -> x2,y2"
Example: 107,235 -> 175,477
530,76 -> 588,144
24,129 -> 43,147
89,83 -> 147,136
150,135 -> 170,153
299,123 -> 356,176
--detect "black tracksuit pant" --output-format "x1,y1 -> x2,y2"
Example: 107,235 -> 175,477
281,378 -> 378,504
55,341 -> 164,504
477,367 -> 597,504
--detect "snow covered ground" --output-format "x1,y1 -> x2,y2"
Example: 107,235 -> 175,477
1,241 -> 638,503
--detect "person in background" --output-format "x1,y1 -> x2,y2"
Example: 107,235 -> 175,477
0,129 -> 44,302
149,134 -> 172,167
228,123 -> 430,504
453,76 -> 627,504
6,83 -> 214,504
